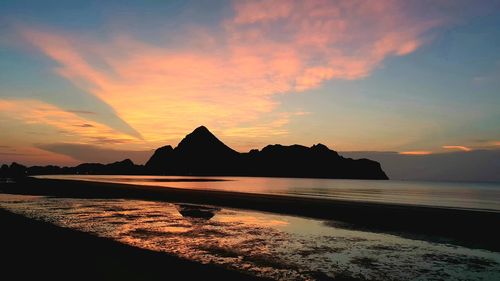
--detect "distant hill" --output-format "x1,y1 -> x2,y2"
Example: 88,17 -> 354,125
1,126 -> 388,180
17,159 -> 143,177
145,126 -> 388,179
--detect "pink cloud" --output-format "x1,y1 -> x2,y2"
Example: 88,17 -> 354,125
233,0 -> 292,24
442,145 -> 472,152
228,0 -> 440,88
19,0 -> 441,145
399,151 -> 433,155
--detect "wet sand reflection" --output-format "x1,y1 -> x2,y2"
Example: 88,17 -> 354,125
1,194 -> 499,281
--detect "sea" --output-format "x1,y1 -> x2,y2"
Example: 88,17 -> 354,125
36,175 -> 500,211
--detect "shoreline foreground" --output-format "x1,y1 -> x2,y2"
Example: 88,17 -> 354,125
0,208 -> 267,281
1,177 -> 499,252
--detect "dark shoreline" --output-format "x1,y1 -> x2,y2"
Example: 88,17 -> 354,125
1,177 -> 500,252
0,208 -> 267,281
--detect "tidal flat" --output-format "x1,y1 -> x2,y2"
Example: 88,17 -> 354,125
1,194 -> 499,281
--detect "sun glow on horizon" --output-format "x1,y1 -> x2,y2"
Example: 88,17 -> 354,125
399,151 -> 433,156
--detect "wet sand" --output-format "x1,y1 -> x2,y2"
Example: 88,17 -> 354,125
1,177 -> 500,252
3,194 -> 498,280
0,208 -> 267,281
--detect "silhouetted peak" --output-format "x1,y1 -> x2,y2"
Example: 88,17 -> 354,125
261,144 -> 283,151
176,126 -> 237,155
145,145 -> 174,169
312,143 -> 339,157
261,144 -> 308,153
192,125 -> 210,134
311,143 -> 329,151
110,159 -> 134,166
180,126 -> 218,143
10,162 -> 27,169
155,145 -> 174,153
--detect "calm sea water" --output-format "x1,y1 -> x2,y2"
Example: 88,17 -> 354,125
37,175 -> 500,211
1,194 -> 499,281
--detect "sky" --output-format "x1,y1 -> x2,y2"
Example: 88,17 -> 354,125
0,0 -> 499,166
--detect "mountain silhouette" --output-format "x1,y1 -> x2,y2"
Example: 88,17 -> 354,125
145,126 -> 388,179
8,159 -> 144,178
176,126 -> 238,156
146,126 -> 240,175
75,159 -> 138,174
1,126 -> 388,179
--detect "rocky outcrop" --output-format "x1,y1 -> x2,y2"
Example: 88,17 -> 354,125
145,126 -> 388,179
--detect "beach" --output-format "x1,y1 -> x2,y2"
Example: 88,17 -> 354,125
0,207 -> 267,281
1,177 -> 500,280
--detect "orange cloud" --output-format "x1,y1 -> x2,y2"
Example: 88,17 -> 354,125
0,99 -> 137,148
399,151 -> 433,155
442,145 -> 472,152
0,145 -> 78,166
19,0 -> 441,147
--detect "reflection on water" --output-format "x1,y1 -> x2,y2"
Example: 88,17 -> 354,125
1,194 -> 499,280
37,175 -> 500,211
175,204 -> 220,220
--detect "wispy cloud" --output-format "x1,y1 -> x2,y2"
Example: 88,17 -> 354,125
399,151 -> 433,155
89,136 -> 133,145
473,60 -> 500,84
65,109 -> 96,115
18,0 -> 441,143
74,123 -> 95,128
442,145 -> 472,152
0,99 -> 136,146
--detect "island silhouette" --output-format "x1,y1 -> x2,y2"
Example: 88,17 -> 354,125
1,126 -> 388,180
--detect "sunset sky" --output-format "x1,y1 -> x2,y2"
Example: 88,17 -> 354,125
1,0 -> 500,165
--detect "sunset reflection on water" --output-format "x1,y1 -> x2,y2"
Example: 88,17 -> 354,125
1,194 -> 500,280
37,175 -> 500,211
